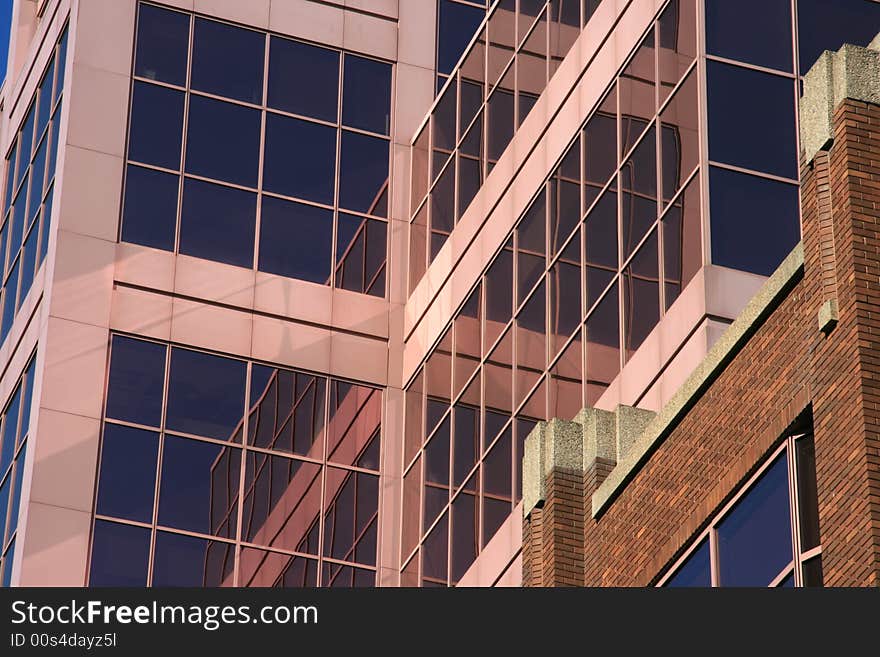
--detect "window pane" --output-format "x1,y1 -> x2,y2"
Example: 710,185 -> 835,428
192,18 -> 264,104
158,435 -> 241,536
336,214 -> 387,296
18,225 -> 37,301
623,230 -> 659,357
585,282 -> 619,403
665,538 -> 711,587
658,0 -> 697,103
258,195 -> 332,284
0,386 -> 20,477
487,88 -> 514,162
717,454 -> 793,586
89,520 -> 150,586
268,37 -> 339,121
186,96 -> 261,188
121,165 -> 178,251
36,59 -> 55,143
17,105 -> 34,184
96,424 -> 159,523
153,531 -> 230,587
451,484 -> 478,582
709,167 -> 799,276
166,347 -> 247,441
796,435 -> 821,551
621,125 -> 657,259
339,131 -> 389,216
343,55 -> 392,135
660,69 -> 698,203
322,467 -> 379,565
263,114 -> 336,205
106,335 -> 165,426
180,178 -> 256,268
135,4 -> 189,86
707,61 -> 797,180
128,82 -> 184,170
437,0 -> 485,75
798,0 -> 880,75
706,0 -> 792,72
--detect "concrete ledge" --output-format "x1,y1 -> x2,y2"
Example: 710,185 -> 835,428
801,38 -> 880,164
591,243 -> 805,518
522,419 -> 584,517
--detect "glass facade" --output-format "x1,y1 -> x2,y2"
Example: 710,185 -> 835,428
121,3 -> 392,297
0,27 -> 68,346
90,335 -> 382,587
660,432 -> 823,587
0,354 -> 36,587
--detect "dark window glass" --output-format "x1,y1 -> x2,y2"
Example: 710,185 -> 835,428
135,4 -> 189,85
453,405 -> 478,488
796,435 -> 821,551
17,105 -> 33,184
623,230 -> 659,356
263,114 -> 336,205
666,539 -> 711,587
585,282 -> 620,395
96,424 -> 159,523
803,555 -> 823,587
336,213 -> 387,296
128,82 -> 184,170
706,0 -> 792,72
584,109 -> 616,190
339,131 -> 389,216
153,532 -> 227,587
106,335 -> 165,426
0,386 -> 20,476
422,512 -> 448,582
431,156 -> 455,234
121,165 -> 178,251
438,0 -> 485,75
19,226 -> 37,300
487,88 -> 514,162
717,454 -> 793,586
268,37 -> 339,121
550,251 -> 581,344
89,520 -> 150,586
707,61 -> 797,180
186,96 -> 261,188
451,486 -> 478,581
4,148 -> 15,214
343,55 -> 392,135
166,347 -> 246,440
258,196 -> 332,284
709,167 -> 800,276
192,18 -> 264,104
36,59 -> 55,142
179,178 -> 256,268
158,435 -> 241,536
1,262 -> 18,337
460,80 -> 483,140
621,125 -> 657,259
660,69 -> 698,202
798,0 -> 880,75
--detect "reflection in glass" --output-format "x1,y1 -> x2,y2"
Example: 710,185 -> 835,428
259,195 -> 332,284
179,178 -> 256,268
269,37 -> 339,121
135,4 -> 189,86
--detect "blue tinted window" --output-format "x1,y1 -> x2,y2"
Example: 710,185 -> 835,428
1,263 -> 19,340
665,539 -> 711,587
717,454 -> 792,586
798,0 -> 880,74
135,4 -> 189,85
269,37 -> 339,122
18,227 -> 37,301
96,424 -> 159,523
158,435 -> 240,535
259,196 -> 332,284
342,55 -> 392,135
166,348 -> 246,440
186,96 -> 261,188
191,18 -> 265,104
0,386 -> 20,477
121,165 -> 178,251
709,167 -> 800,276
706,0 -> 792,72
179,178 -> 256,268
106,335 -> 166,427
17,106 -> 34,184
128,82 -> 184,170
263,114 -> 336,204
89,520 -> 150,586
707,61 -> 797,180
153,531 -> 220,586
339,131 -> 389,216
28,138 -> 47,222
438,0 -> 485,75
36,59 -> 55,142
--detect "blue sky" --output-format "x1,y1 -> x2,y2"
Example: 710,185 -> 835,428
0,0 -> 12,87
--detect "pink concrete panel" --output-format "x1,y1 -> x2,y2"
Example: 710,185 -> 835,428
250,314 -> 332,374
174,254 -> 256,310
114,242 -> 176,291
39,317 -> 109,419
494,553 -> 523,587
65,63 -> 129,158
0,306 -> 42,407
398,0 -> 435,70
254,272 -> 335,328
109,285 -> 173,341
704,264 -> 767,320
49,230 -> 115,328
28,409 -> 100,513
56,146 -> 124,242
378,386 -> 403,574
388,217 -> 408,305
73,0 -> 135,77
194,0 -> 270,28
346,0 -> 398,19
330,331 -> 388,386
456,500 -> 523,587
16,502 -> 90,586
387,301 -> 405,388
330,288 -> 390,338
269,0 -> 344,46
170,297 -> 253,357
343,9 -> 397,61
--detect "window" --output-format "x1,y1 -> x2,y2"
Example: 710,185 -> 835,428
91,336 -> 382,587
121,3 -> 391,297
705,0 -> 792,72
0,28 -> 68,347
797,0 -> 880,75
659,432 -> 823,587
